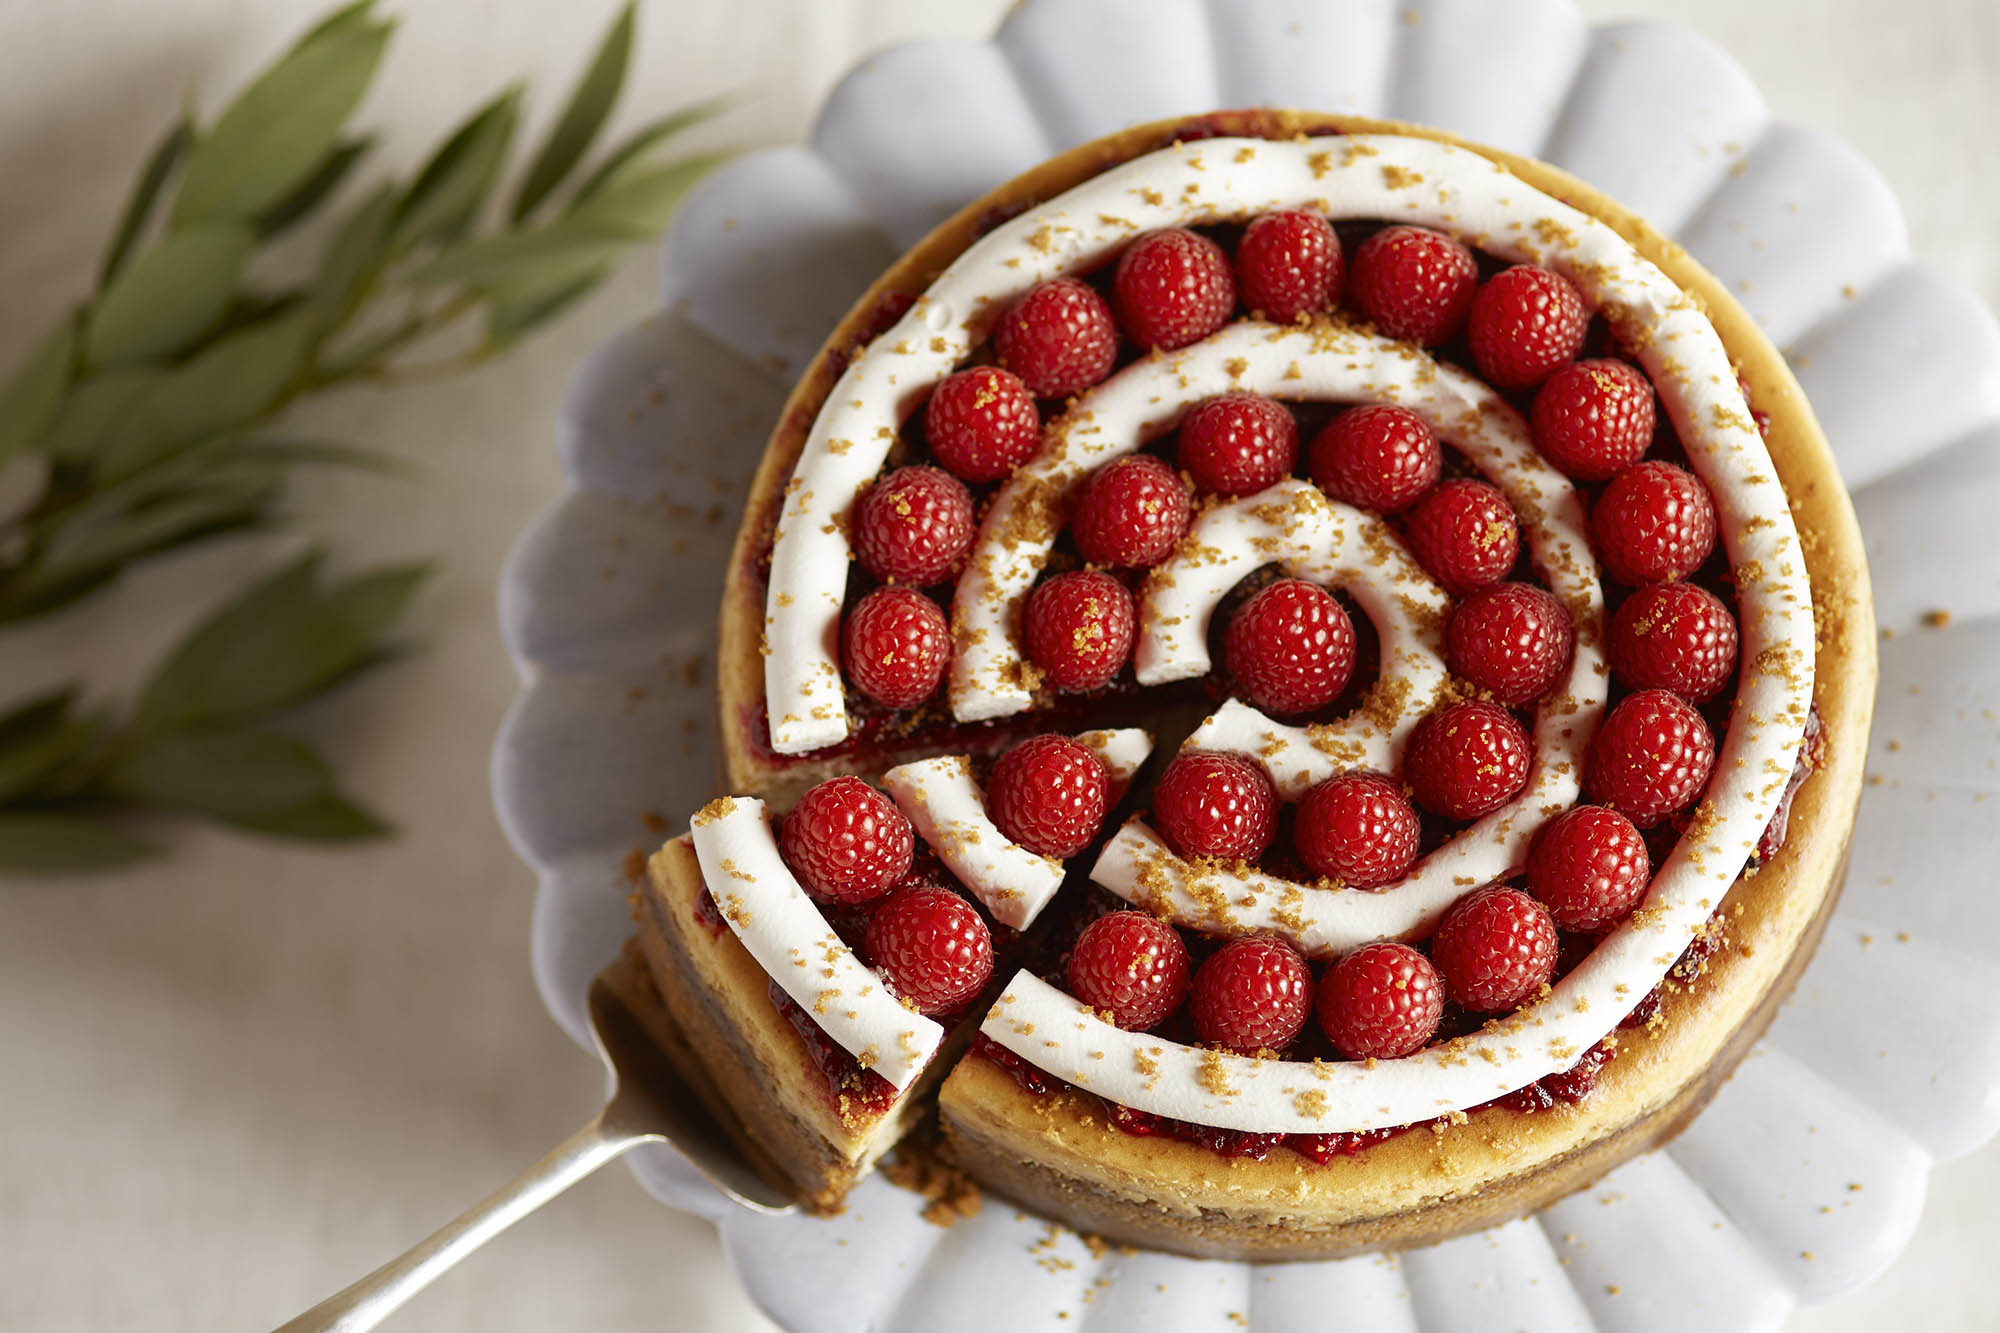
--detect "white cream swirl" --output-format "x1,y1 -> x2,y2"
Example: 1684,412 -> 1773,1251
1131,477 -> 1451,793
879,729 -> 1152,931
758,131 -> 1813,1130
688,798 -> 942,1091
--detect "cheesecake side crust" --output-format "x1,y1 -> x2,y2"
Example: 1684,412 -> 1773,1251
940,841 -> 1848,1259
708,109 -> 1875,1252
632,836 -> 915,1212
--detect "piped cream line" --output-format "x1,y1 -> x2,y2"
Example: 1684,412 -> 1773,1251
688,798 -> 942,1090
880,730 -> 1153,931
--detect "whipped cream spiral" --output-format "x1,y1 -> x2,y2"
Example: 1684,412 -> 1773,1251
879,728 -> 1152,931
689,798 -> 942,1091
757,132 -> 1813,1131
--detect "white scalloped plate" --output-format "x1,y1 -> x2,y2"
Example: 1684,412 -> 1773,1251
491,0 -> 2000,1327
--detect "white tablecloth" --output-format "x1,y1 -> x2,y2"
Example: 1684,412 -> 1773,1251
0,1 -> 1991,1329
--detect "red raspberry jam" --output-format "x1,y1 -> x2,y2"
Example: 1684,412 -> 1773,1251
768,979 -> 897,1120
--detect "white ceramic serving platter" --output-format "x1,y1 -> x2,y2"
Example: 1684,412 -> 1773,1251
492,0 -> 2000,1327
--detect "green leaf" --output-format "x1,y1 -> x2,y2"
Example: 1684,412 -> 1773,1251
413,216 -> 633,290
486,265 -> 607,346
568,151 -> 733,238
3,470 -> 279,620
245,437 -> 418,479
0,690 -> 104,803
97,306 -> 319,479
135,552 -> 429,731
106,729 -> 333,817
171,17 -> 393,227
0,700 -> 104,804
309,183 -> 398,335
99,118 -> 194,287
298,0 -> 378,46
40,364 -> 169,463
0,689 -> 76,745
230,793 -> 389,840
0,812 -> 159,873
511,1 -> 634,222
0,313 -> 78,463
570,96 -> 730,204
393,89 -> 521,249
85,223 -> 254,366
254,136 -> 375,238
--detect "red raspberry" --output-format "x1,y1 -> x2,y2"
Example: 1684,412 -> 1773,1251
1234,209 -> 1343,324
1348,225 -> 1479,346
1151,751 -> 1278,861
987,733 -> 1108,858
1223,578 -> 1357,718
1527,805 -> 1651,931
1586,688 -> 1715,827
1530,359 -> 1655,481
1608,582 -> 1739,702
1066,910 -> 1191,1030
1445,582 -> 1574,705
1467,265 -> 1589,390
1190,936 -> 1312,1054
1308,404 -> 1441,513
923,366 -> 1041,483
1071,454 -> 1191,568
780,776 -> 914,905
1022,569 -> 1134,693
1403,701 -> 1532,821
851,465 -> 975,585
864,883 -> 994,1015
1294,773 -> 1420,888
1404,478 -> 1520,596
1591,461 -> 1718,585
841,586 -> 950,709
1113,227 -> 1236,351
1177,391 -> 1298,496
1431,885 -> 1558,1012
994,277 -> 1118,398
1316,942 -> 1443,1060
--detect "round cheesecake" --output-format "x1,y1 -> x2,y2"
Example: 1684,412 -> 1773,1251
671,108 -> 1874,1258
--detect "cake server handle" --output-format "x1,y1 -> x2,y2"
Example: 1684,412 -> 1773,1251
271,1111 -> 647,1333
272,965 -> 795,1331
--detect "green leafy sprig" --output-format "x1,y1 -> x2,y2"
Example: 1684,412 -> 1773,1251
0,1 -> 729,870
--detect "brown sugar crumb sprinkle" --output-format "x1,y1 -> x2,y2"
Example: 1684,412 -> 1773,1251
880,1128 -> 983,1228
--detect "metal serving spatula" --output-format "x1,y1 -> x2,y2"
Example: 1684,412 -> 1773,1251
271,964 -> 794,1332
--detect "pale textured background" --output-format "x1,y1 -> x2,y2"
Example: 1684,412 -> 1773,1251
0,2 -> 1992,1330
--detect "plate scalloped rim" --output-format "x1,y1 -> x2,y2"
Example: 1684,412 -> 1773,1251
491,0 -> 2000,1327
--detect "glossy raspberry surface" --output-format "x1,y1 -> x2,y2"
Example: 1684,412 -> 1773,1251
1070,453 -> 1191,568
1065,910 -> 1191,1031
923,365 -> 1042,483
1307,403 -> 1441,514
1293,773 -> 1420,888
1190,936 -> 1313,1054
1022,570 -> 1135,693
1222,578 -> 1358,718
1316,941 -> 1444,1060
864,883 -> 994,1015
779,776 -> 914,905
1403,700 -> 1532,821
1430,884 -> 1559,1013
1151,751 -> 1278,861
1234,208 -> 1343,323
986,733 -> 1108,859
1348,224 -> 1478,346
851,465 -> 975,586
841,586 -> 951,710
1113,226 -> 1237,351
994,276 -> 1118,398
